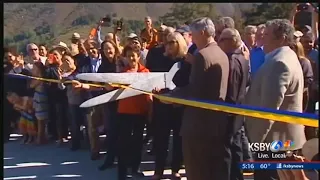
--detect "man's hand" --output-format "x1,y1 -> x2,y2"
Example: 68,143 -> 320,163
7,92 -> 19,104
60,77 -> 67,84
152,87 -> 172,104
17,54 -> 24,66
71,80 -> 82,89
105,83 -> 114,91
146,24 -> 152,31
241,45 -> 250,60
58,68 -> 63,80
152,87 -> 162,94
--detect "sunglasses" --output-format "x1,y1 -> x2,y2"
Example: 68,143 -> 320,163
29,48 -> 38,51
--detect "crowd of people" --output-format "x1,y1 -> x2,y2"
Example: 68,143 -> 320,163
3,4 -> 319,180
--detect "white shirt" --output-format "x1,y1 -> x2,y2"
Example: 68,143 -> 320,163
39,56 -> 47,65
25,56 -> 47,69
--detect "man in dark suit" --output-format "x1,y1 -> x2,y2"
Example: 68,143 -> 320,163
218,28 -> 251,180
179,17 -> 230,180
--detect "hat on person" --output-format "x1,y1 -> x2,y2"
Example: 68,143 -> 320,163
302,138 -> 319,161
71,33 -> 81,40
176,25 -> 190,33
158,25 -> 167,32
52,41 -> 70,51
127,33 -> 138,39
294,31 -> 303,38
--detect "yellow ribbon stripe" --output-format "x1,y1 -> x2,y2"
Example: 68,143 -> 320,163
116,85 -> 318,128
9,73 -> 106,88
7,73 -> 318,127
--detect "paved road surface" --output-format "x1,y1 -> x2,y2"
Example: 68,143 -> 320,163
4,134 -> 253,180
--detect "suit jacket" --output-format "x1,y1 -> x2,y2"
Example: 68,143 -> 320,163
180,42 -> 230,138
225,48 -> 250,136
244,46 -> 306,150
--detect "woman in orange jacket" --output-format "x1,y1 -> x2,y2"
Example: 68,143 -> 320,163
117,45 -> 152,180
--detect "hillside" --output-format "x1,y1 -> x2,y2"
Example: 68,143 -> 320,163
3,3 -> 255,51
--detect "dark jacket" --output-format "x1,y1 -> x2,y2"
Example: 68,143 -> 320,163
75,55 -> 97,100
7,66 -> 34,97
146,45 -> 169,72
225,48 -> 250,135
45,64 -> 67,104
75,55 -> 92,74
173,60 -> 191,88
172,44 -> 195,88
92,58 -> 118,97
3,63 -> 19,123
146,44 -> 187,123
188,44 -> 197,55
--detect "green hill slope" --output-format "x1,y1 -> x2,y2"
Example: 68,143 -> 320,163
4,3 -> 255,54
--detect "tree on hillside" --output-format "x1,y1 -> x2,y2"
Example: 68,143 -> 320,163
72,14 -> 97,26
159,3 -> 218,27
50,24 -> 62,39
127,20 -> 144,34
34,22 -> 51,36
3,36 -> 14,45
116,19 -> 145,42
243,3 -> 296,25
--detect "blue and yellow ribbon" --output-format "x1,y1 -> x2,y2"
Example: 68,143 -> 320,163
6,73 -> 319,127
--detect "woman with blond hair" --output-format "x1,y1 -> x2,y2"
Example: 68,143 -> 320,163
151,32 -> 190,180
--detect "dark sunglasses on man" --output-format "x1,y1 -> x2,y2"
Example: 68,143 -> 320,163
29,48 -> 38,52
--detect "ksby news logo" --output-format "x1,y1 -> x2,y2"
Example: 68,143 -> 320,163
249,140 -> 294,152
270,140 -> 294,152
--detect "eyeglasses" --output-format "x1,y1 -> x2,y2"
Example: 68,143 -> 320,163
29,48 -> 38,51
